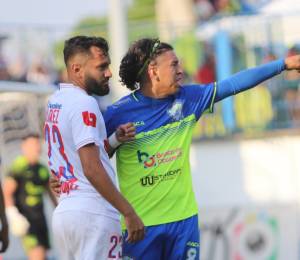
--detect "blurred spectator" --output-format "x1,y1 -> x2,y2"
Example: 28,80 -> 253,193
0,36 -> 11,81
283,46 -> 300,126
194,0 -> 215,21
26,62 -> 52,85
8,56 -> 28,82
0,57 -> 12,81
210,0 -> 241,15
193,0 -> 252,21
53,68 -> 68,87
262,51 -> 288,126
180,59 -> 193,84
262,51 -> 283,99
194,52 -> 216,84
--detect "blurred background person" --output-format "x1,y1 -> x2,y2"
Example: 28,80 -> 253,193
3,133 -> 56,260
194,52 -> 216,84
283,45 -> 300,126
26,61 -> 52,85
0,57 -> 11,81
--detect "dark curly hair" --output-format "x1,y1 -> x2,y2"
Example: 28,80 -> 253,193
63,36 -> 109,66
119,38 -> 173,90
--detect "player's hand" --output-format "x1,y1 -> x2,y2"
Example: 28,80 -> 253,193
0,218 -> 9,252
285,55 -> 300,72
124,211 -> 145,243
116,122 -> 136,143
49,176 -> 61,197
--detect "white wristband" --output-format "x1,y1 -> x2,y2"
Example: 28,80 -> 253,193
108,132 -> 121,149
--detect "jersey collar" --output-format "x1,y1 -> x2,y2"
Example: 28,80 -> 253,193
59,83 -> 87,94
132,90 -> 173,104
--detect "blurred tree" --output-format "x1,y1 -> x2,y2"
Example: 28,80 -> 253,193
54,0 -> 157,69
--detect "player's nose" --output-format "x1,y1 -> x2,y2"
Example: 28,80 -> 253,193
178,64 -> 184,75
105,68 -> 112,78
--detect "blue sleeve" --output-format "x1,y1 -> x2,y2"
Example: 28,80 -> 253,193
182,83 -> 216,120
215,59 -> 286,102
103,105 -> 118,137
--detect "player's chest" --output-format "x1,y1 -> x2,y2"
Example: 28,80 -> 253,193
127,100 -> 187,134
20,167 -> 47,185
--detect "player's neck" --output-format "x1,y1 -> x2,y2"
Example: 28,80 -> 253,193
140,84 -> 169,99
24,156 -> 38,165
68,78 -> 86,92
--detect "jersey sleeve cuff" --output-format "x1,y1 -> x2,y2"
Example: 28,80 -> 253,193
75,138 -> 101,150
208,82 -> 217,113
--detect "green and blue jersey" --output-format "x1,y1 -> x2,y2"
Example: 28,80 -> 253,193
105,84 -> 216,227
104,59 -> 286,228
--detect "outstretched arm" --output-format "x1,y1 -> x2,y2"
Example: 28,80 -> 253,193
215,55 -> 300,102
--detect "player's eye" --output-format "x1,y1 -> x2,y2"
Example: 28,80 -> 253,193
98,63 -> 109,71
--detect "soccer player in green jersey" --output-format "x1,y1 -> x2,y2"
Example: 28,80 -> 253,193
104,38 -> 300,260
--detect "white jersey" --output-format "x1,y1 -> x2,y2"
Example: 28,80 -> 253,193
45,83 -> 119,219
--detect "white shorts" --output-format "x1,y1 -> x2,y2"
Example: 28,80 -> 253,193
52,210 -> 122,260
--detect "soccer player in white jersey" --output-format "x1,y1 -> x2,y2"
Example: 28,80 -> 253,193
44,36 -> 144,260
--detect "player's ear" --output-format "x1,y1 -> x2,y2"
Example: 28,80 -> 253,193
148,62 -> 158,82
71,63 -> 83,78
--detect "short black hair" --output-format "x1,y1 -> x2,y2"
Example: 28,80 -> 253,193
22,133 -> 40,141
119,38 -> 173,91
63,36 -> 109,66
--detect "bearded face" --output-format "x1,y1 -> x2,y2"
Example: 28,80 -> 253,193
84,74 -> 110,96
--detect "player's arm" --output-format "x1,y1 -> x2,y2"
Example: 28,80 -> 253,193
79,143 -> 144,243
0,182 -> 9,252
49,123 -> 136,193
49,176 -> 61,197
106,122 -> 136,158
3,177 -> 17,208
214,55 -> 300,102
3,177 -> 29,237
43,167 -> 58,206
46,182 -> 58,207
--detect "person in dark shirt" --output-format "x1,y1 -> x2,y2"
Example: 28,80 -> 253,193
3,133 -> 56,260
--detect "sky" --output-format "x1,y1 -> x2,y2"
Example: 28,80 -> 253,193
0,0 -> 110,64
0,0 -> 108,27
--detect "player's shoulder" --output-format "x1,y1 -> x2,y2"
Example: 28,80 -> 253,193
104,93 -> 133,125
37,164 -> 50,181
10,156 -> 28,174
67,87 -> 97,103
77,91 -> 98,105
37,161 -> 49,170
178,83 -> 215,95
51,84 -> 97,105
107,93 -> 134,112
67,90 -> 99,112
181,83 -> 213,90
